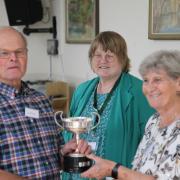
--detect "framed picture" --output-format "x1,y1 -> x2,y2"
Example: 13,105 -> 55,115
148,0 -> 180,40
65,0 -> 99,43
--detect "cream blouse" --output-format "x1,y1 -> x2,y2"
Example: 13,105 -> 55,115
132,113 -> 180,180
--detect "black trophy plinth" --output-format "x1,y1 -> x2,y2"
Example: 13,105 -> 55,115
63,153 -> 93,173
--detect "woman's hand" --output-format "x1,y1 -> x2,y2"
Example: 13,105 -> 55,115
81,154 -> 155,180
81,154 -> 116,179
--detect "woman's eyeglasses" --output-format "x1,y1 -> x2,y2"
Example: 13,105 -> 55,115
92,52 -> 116,62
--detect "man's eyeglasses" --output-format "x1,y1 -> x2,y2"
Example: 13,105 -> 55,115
0,48 -> 28,59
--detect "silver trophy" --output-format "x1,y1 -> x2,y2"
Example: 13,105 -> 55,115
54,111 -> 100,173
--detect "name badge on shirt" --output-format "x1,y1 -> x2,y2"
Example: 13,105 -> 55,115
88,142 -> 97,151
25,107 -> 39,119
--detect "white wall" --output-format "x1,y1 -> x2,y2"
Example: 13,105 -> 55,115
55,0 -> 180,86
0,0 -> 180,87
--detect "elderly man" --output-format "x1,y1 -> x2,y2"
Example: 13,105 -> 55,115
0,26 -> 91,179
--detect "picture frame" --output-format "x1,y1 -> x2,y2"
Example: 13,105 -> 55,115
65,0 -> 99,43
148,0 -> 180,40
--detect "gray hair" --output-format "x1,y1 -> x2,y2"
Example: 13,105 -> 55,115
0,26 -> 27,47
139,50 -> 180,79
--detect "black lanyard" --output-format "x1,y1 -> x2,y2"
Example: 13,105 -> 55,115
93,75 -> 121,115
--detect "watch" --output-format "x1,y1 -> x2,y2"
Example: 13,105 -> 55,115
111,163 -> 121,179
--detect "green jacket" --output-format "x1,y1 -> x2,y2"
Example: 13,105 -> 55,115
64,73 -> 155,168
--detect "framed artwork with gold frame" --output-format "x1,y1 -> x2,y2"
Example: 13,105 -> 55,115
148,0 -> 180,40
65,0 -> 99,43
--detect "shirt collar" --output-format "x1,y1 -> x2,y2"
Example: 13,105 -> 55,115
0,81 -> 30,99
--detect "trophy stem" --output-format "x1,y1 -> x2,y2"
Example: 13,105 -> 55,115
75,133 -> 80,153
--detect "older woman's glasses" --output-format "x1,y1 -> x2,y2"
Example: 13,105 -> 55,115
0,48 -> 28,59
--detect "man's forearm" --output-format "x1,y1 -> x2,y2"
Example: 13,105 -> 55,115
0,169 -> 25,180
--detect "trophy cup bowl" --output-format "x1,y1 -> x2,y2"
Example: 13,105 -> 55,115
54,111 -> 100,173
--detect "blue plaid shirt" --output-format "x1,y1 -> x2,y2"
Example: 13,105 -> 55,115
0,81 -> 64,179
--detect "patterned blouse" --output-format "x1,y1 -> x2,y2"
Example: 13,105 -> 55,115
132,113 -> 180,180
63,91 -> 115,180
81,92 -> 114,157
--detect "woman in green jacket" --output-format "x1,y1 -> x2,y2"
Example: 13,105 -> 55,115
62,31 -> 155,180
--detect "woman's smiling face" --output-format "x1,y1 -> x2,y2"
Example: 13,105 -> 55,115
91,45 -> 122,81
142,69 -> 180,111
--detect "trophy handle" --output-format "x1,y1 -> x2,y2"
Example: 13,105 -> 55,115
90,112 -> 100,130
54,111 -> 64,129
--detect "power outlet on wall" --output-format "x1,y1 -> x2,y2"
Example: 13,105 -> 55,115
47,39 -> 58,55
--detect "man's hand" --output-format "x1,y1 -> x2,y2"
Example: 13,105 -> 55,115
61,138 -> 91,156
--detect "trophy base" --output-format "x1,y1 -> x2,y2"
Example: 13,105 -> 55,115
63,153 -> 93,173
